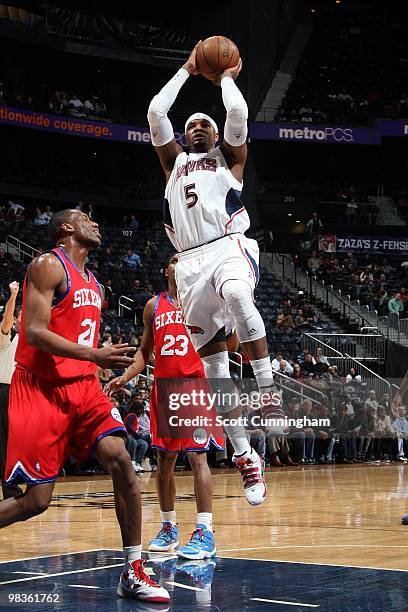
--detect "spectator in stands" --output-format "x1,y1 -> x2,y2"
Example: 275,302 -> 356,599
296,347 -> 310,363
300,399 -> 316,464
374,406 -> 395,462
271,351 -> 284,372
122,248 -> 141,269
365,390 -> 380,418
334,405 -> 357,463
276,313 -> 295,329
104,279 -> 117,310
306,212 -> 323,247
33,206 -> 52,226
313,347 -> 330,366
315,405 -> 335,463
294,309 -> 308,328
266,434 -> 298,466
307,251 -> 322,275
278,359 -> 294,377
293,363 -> 302,380
7,200 -> 24,219
360,267 -> 374,284
392,406 -> 408,462
313,354 -> 329,376
345,368 -> 362,384
129,215 -> 139,231
388,292 -> 404,314
68,94 -> 84,115
356,404 -> 375,461
301,354 -> 315,376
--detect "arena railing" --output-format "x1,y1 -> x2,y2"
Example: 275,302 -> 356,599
303,332 -> 391,398
118,294 -> 136,323
273,370 -> 326,407
6,234 -> 40,261
301,332 -> 385,363
272,253 -> 408,345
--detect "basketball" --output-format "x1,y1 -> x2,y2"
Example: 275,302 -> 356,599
196,36 -> 240,81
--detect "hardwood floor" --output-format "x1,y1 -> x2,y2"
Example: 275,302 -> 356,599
1,463 -> 407,571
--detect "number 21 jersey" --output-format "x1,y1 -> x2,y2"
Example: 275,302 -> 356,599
16,248 -> 101,380
152,291 -> 204,378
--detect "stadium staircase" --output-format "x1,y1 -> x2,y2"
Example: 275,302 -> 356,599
269,253 -> 408,349
372,195 -> 406,226
255,19 -> 313,122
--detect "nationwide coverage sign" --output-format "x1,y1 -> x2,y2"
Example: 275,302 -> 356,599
0,105 -> 185,145
1,105 -> 407,146
249,122 -> 382,145
318,234 -> 408,253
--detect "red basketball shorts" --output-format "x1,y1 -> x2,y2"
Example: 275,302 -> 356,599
150,377 -> 225,453
5,367 -> 126,485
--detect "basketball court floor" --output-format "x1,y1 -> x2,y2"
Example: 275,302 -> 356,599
1,464 -> 408,611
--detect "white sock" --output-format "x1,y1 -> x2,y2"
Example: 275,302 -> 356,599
123,544 -> 142,564
161,510 -> 177,524
197,512 -> 213,531
250,357 -> 274,390
230,433 -> 251,456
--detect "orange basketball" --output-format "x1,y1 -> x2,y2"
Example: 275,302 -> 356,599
196,36 -> 240,81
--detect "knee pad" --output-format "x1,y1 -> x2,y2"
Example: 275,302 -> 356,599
221,279 -> 265,343
202,352 -> 240,415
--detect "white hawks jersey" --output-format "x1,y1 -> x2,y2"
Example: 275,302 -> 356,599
163,146 -> 250,251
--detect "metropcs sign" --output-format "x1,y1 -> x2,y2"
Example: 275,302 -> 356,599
278,126 -> 354,142
249,122 -> 382,145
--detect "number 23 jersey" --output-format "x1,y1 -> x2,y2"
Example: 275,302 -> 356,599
152,291 -> 204,378
163,146 -> 250,251
16,247 -> 101,380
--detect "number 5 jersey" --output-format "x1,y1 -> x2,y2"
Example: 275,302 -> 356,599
16,247 -> 101,380
163,147 -> 250,252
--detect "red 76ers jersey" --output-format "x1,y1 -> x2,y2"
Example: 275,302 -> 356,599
152,291 -> 204,378
16,248 -> 101,380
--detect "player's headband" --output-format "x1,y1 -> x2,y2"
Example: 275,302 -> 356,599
185,113 -> 218,135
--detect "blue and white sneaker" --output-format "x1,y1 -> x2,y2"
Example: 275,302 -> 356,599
177,525 -> 216,560
176,558 -> 217,589
148,522 -> 179,552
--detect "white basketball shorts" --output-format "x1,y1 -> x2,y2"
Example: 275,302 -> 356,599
175,233 -> 260,351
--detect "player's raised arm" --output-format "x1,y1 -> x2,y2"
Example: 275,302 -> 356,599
105,297 -> 156,395
24,254 -> 135,369
218,59 -> 248,182
147,42 -> 201,179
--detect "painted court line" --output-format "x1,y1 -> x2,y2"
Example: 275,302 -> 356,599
166,581 -> 202,591
219,544 -> 408,553
69,585 -> 100,589
12,571 -> 49,576
218,554 -> 408,573
251,598 -> 319,608
0,563 -> 123,586
0,549 -> 106,565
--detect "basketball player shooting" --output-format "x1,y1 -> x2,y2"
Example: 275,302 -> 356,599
105,253 -> 224,559
147,40 -> 281,506
0,210 -> 169,604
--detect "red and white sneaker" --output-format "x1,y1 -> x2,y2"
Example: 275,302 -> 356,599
117,559 -> 170,602
233,448 -> 267,506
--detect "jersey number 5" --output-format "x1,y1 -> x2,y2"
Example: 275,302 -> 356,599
184,183 -> 198,209
78,318 -> 97,347
161,334 -> 189,356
